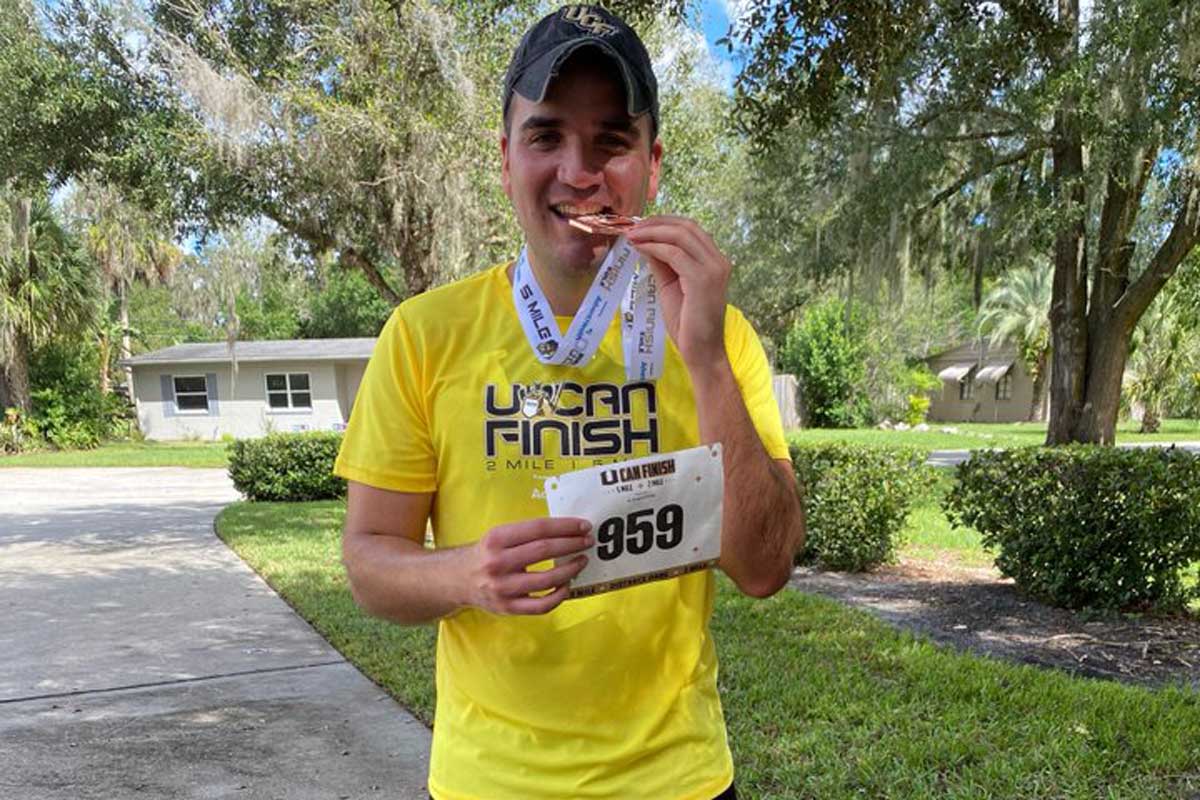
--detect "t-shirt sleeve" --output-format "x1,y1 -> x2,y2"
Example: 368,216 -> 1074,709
726,306 -> 790,461
333,306 -> 438,492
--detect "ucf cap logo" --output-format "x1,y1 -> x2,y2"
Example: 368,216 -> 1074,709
562,5 -> 618,37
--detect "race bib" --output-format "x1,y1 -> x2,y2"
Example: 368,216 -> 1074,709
545,444 -> 724,598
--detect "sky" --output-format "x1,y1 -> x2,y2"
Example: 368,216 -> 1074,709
698,0 -> 739,86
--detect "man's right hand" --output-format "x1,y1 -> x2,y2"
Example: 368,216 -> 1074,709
465,518 -> 593,615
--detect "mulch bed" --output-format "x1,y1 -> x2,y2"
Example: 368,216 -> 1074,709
790,559 -> 1200,690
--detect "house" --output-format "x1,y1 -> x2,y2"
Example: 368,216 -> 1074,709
122,339 -> 375,440
924,340 -> 1045,423
124,337 -> 804,441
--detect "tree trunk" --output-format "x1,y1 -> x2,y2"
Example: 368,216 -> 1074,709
1070,325 -> 1132,443
6,331 -> 32,413
1046,0 -> 1090,445
119,279 -> 133,391
1140,405 -> 1161,434
1028,351 -> 1049,422
5,196 -> 33,413
98,332 -> 112,395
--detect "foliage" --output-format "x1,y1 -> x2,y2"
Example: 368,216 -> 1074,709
790,442 -> 932,571
0,407 -> 32,454
0,191 -> 101,411
905,393 -> 932,427
978,259 -> 1053,369
944,446 -> 1200,611
227,432 -> 346,502
64,178 -> 183,392
25,338 -> 133,449
723,0 -> 1200,444
780,298 -> 871,428
1125,290 -> 1199,432
300,264 -> 395,339
978,259 -> 1054,421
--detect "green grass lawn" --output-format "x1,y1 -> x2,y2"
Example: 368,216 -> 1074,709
217,500 -> 1200,799
789,418 -> 1200,452
0,440 -> 230,468
899,470 -> 995,569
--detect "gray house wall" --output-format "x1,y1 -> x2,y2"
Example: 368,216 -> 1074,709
925,342 -> 1043,423
132,360 -> 365,441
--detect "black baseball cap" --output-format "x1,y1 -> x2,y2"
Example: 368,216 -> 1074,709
502,5 -> 659,137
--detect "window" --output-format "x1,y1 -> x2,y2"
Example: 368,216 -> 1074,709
959,376 -> 975,401
996,373 -> 1013,401
266,372 -> 312,410
173,375 -> 209,412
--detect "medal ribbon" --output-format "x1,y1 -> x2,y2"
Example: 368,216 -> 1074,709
512,238 -> 666,381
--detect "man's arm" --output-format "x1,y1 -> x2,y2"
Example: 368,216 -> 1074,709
341,481 -> 594,625
689,361 -> 805,597
628,216 -> 806,598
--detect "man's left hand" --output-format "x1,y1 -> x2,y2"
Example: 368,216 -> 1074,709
626,216 -> 730,372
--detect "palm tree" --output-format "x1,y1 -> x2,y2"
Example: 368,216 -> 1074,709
67,180 -> 181,393
0,192 -> 99,412
978,259 -> 1053,422
1125,293 -> 1197,433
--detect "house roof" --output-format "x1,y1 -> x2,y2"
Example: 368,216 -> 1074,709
922,339 -> 1018,363
122,338 -> 377,367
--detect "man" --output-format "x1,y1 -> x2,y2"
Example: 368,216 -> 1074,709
335,6 -> 805,799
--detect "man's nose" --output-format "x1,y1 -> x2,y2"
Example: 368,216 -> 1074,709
556,143 -> 603,189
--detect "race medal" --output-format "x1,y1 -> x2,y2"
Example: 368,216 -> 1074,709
545,444 -> 724,598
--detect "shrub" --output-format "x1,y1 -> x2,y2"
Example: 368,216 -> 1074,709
790,442 -> 932,571
228,432 -> 346,501
27,340 -> 133,449
944,446 -> 1200,611
1,408 -> 34,454
905,394 -> 932,427
780,299 -> 872,428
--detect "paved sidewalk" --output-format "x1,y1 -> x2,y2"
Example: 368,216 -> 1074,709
0,468 -> 430,799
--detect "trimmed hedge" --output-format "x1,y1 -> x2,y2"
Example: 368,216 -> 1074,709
228,432 -> 346,501
944,446 -> 1200,611
790,442 -> 932,571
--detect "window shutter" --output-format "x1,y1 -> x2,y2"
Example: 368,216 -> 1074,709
206,373 -> 220,415
161,375 -> 176,418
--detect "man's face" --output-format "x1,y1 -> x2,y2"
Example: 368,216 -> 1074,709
501,56 -> 662,276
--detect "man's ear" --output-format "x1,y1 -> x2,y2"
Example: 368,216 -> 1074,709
646,137 -> 664,204
500,131 -> 512,201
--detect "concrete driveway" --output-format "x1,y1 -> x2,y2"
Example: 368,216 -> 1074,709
926,440 -> 1200,467
0,468 -> 430,799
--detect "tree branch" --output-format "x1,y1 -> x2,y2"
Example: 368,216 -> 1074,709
265,204 -> 403,305
913,145 -> 1043,219
340,247 -> 401,306
1117,173 -> 1200,329
1090,145 -> 1157,326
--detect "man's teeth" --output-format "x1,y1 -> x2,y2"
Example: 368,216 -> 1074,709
554,204 -> 606,217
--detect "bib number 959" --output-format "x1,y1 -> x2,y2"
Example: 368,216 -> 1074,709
595,504 -> 684,561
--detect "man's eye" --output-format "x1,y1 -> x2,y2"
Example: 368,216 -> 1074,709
529,132 -> 559,147
599,136 -> 631,150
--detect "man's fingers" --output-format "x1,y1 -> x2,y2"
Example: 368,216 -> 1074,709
500,555 -> 588,597
489,517 -> 592,548
629,217 -> 711,258
496,534 -> 594,574
628,240 -> 693,276
505,584 -> 571,615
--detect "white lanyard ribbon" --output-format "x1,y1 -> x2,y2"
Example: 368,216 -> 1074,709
512,238 -> 666,381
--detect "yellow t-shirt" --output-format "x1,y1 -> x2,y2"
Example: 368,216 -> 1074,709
334,263 -> 788,800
